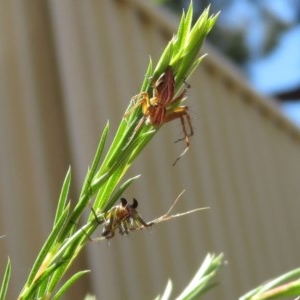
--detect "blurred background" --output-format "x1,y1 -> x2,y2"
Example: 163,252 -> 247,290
1,0 -> 300,299
162,0 -> 300,124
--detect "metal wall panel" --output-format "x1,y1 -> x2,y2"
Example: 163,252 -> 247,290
1,0 -> 300,299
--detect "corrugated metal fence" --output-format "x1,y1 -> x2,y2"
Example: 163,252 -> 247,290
1,0 -> 300,299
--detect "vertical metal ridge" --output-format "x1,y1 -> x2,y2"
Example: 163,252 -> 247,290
1,0 -> 300,299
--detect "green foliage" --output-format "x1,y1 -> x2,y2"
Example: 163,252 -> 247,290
155,254 -> 224,300
1,3 -> 221,299
240,267 -> 300,300
52,270 -> 90,300
2,2 -> 299,300
0,258 -> 11,300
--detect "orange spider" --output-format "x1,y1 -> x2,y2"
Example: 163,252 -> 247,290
126,66 -> 193,165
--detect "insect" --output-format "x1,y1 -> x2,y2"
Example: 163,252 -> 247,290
92,198 -> 152,239
125,66 -> 193,165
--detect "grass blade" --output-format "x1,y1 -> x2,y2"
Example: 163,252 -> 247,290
0,258 -> 11,300
176,253 -> 224,300
52,270 -> 90,300
81,122 -> 109,198
54,167 -> 71,226
20,205 -> 70,292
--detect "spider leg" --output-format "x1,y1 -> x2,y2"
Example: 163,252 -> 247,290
119,219 -> 130,235
124,92 -> 152,146
164,106 -> 193,165
124,92 -> 149,119
170,88 -> 187,106
134,214 -> 153,228
102,230 -> 115,239
89,204 -> 105,225
174,110 -> 194,142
